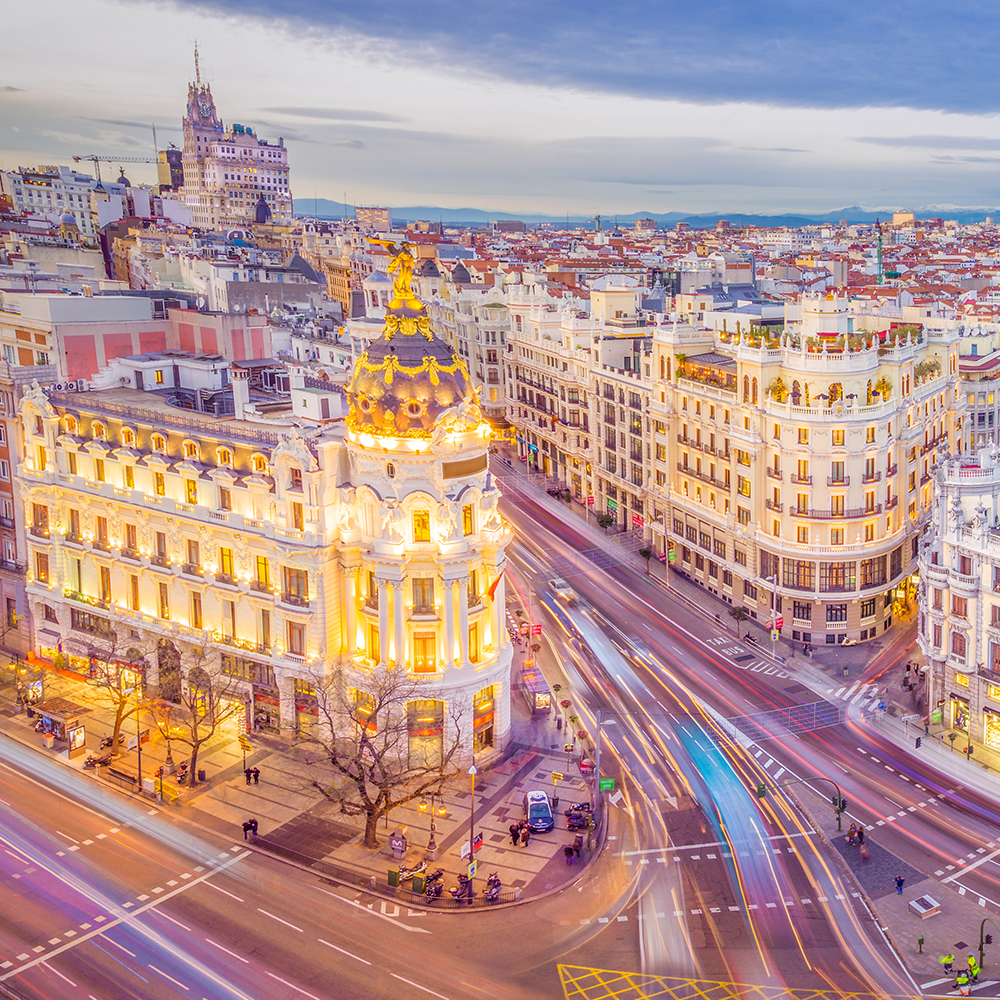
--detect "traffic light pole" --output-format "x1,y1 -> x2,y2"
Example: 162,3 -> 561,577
756,775 -> 847,832
979,917 -> 1000,970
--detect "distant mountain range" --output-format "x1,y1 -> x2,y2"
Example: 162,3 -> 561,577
293,198 -> 1000,229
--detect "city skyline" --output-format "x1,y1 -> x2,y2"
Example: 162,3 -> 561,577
2,0 -> 1000,216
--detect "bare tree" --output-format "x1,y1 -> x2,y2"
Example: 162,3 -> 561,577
304,665 -> 465,849
81,616 -> 153,755
147,642 -> 244,786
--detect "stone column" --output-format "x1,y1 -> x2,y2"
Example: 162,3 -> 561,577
443,577 -> 457,667
377,577 -> 388,666
345,566 -> 357,656
492,568 -> 506,649
458,576 -> 470,668
393,579 -> 405,668
278,672 -> 296,736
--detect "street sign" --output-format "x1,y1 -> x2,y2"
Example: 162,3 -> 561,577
771,629 -> 779,642
238,735 -> 251,752
607,498 -> 618,512
551,771 -> 564,781
587,495 -> 595,506
775,616 -> 784,629
531,624 -> 541,635
631,513 -> 644,527
599,778 -> 615,791
468,860 -> 477,878
667,547 -> 675,563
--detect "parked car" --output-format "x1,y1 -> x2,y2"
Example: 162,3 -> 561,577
522,789 -> 555,833
548,578 -> 578,605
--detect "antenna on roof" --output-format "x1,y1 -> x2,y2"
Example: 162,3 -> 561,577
194,40 -> 201,86
876,218 -> 883,285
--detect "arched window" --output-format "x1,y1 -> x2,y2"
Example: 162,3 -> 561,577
829,382 -> 842,404
121,428 -> 135,446
217,447 -> 232,466
751,377 -> 758,405
152,434 -> 166,452
252,454 -> 268,474
183,441 -> 198,459
743,375 -> 750,402
659,356 -> 665,379
64,415 -> 77,434
92,421 -> 105,440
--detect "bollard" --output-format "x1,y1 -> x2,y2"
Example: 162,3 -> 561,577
515,887 -> 521,900
917,935 -> 924,955
369,875 -> 376,890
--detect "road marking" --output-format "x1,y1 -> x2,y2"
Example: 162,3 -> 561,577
41,961 -> 75,986
319,939 -> 371,965
55,832 -> 78,843
206,939 -> 249,964
391,972 -> 451,1000
150,965 -> 190,991
202,882 -> 243,902
151,911 -> 190,932
944,850 -> 1000,882
257,909 -> 302,932
102,936 -> 136,957
310,885 -> 430,934
920,978 -> 952,988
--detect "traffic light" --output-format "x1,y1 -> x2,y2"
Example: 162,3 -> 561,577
756,783 -> 767,799
840,798 -> 848,812
831,793 -> 838,807
987,934 -> 994,945
915,736 -> 923,749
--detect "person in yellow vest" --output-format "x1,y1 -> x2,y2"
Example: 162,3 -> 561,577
955,971 -> 971,996
967,955 -> 980,983
940,954 -> 955,973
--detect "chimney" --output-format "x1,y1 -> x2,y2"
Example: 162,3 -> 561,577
232,367 -> 250,419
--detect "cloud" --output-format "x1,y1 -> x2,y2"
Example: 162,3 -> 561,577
741,147 -> 808,153
160,0 -> 1000,114
857,135 -> 1000,151
81,116 -> 181,132
259,106 -> 406,123
2,86 -> 22,93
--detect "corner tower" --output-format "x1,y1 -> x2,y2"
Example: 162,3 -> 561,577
342,242 -> 513,757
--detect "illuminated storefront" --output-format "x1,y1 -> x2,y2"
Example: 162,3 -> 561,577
408,699 -> 444,768
951,693 -> 969,731
985,706 -> 1000,751
473,685 -> 496,752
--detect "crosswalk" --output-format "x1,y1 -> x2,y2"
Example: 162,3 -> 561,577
828,680 -> 884,714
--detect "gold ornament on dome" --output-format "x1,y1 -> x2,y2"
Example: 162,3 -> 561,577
384,313 -> 433,342
368,239 -> 423,311
356,352 -> 470,387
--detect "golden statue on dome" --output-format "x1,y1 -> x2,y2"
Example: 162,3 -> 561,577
368,238 -> 423,310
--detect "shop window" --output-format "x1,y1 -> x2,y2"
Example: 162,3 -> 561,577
413,632 -> 436,672
474,686 -> 495,751
408,699 -> 444,768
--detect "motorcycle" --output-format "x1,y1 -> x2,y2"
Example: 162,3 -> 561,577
424,869 -> 445,900
483,872 -> 502,904
398,860 -> 427,881
566,811 -> 591,830
175,761 -> 189,781
33,720 -> 45,733
743,633 -> 758,645
449,873 -> 473,902
84,752 -> 112,769
563,802 -> 593,816
99,733 -> 126,750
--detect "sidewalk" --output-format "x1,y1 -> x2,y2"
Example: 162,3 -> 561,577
0,628 -> 595,904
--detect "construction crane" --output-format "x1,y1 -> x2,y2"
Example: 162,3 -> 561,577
72,154 -> 158,185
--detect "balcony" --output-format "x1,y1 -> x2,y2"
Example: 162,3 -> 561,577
920,473 -> 932,485
150,554 -> 170,568
789,504 -> 882,519
92,539 -> 111,552
120,547 -> 140,562
64,532 -> 83,546
886,495 -> 899,510
280,592 -> 310,608
886,464 -> 898,476
29,525 -> 50,540
213,632 -> 271,656
765,467 -> 783,481
791,474 -> 812,485
827,476 -> 850,487
861,471 -> 882,484
0,560 -> 23,575
0,516 -> 14,529
250,580 -> 274,596
63,588 -> 109,610
215,573 -> 238,587
182,563 -> 204,578
765,499 -> 783,513
676,463 -> 729,491
978,666 -> 1000,683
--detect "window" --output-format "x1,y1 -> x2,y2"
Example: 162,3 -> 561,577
122,464 -> 134,489
832,429 -> 845,446
793,601 -> 811,622
860,597 -> 876,618
288,467 -> 303,492
820,561 -> 855,592
469,622 -> 481,663
468,569 -> 480,606
933,623 -> 942,647
826,603 -> 848,622
92,421 -> 105,440
735,549 -> 747,567
830,528 -> 844,546
413,577 -> 435,610
255,556 -> 271,588
797,525 -> 809,543
93,458 -> 105,482
287,622 -> 305,656
95,516 -> 108,545
959,555 -> 973,575
154,472 -> 165,496
283,567 -> 308,599
218,448 -> 232,466
125,522 -> 137,551
463,503 -> 474,536
66,453 -> 76,476
714,539 -> 726,558
798,428 -> 809,444
413,633 -> 436,672
152,434 -> 166,451
219,487 -> 231,511
219,547 -> 234,579
951,631 -> 967,661
261,610 -> 272,649
722,569 -> 733,587
413,510 -> 430,542
952,595 -> 968,618
184,443 -> 199,461
252,455 -> 268,473
155,531 -> 167,558
185,479 -> 198,504
743,580 -> 758,600
784,559 -> 815,590
191,592 -> 203,629
186,539 -> 200,568
158,582 -> 169,619
866,427 -> 876,443
34,552 -> 49,583
154,369 -> 164,385
129,574 -> 139,611
290,501 -> 304,531
737,507 -> 751,525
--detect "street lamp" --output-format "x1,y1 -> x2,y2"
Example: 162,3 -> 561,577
420,791 -> 446,860
593,711 -> 617,816
764,574 -> 778,658
467,764 -> 478,899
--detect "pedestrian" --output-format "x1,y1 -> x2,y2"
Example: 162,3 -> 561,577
241,820 -> 251,841
564,845 -> 575,865
859,843 -> 870,863
521,826 -> 531,848
940,954 -> 955,973
249,818 -> 258,838
956,972 -> 971,996
894,875 -> 905,895
508,822 -> 520,847
968,956 -> 980,983
573,833 -> 584,859
252,767 -> 260,785
847,823 -> 857,845
244,767 -> 252,785
856,826 -> 865,846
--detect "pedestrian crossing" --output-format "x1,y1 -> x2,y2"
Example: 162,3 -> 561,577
828,680 -> 884,714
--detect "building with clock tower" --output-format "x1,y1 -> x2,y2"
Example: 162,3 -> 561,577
181,57 -> 293,229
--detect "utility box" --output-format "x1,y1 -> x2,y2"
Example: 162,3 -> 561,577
387,869 -> 400,888
908,895 -> 941,919
412,874 -> 425,894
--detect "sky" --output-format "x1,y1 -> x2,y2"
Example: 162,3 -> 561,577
2,0 -> 1000,217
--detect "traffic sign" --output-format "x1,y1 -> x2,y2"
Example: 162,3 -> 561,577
775,615 -> 784,630
599,778 -> 615,791
468,860 -> 477,878
238,735 -> 251,752
667,548 -> 676,563
771,629 -> 779,642
551,771 -> 564,781
531,624 -> 542,635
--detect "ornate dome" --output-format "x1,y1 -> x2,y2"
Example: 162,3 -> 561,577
59,211 -> 78,227
347,304 -> 475,438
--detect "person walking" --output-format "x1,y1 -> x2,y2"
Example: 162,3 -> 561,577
859,843 -> 870,863
252,767 -> 260,785
563,845 -> 575,865
249,818 -> 258,838
244,767 -> 252,786
508,822 -> 520,847
573,833 -> 584,859
847,823 -> 857,845
520,826 -> 531,848
856,826 -> 865,846
940,954 -> 955,974
894,875 -> 905,895
968,955 -> 980,983
241,820 -> 252,841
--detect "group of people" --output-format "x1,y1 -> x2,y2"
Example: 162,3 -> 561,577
244,767 -> 260,785
241,818 -> 259,840
847,822 -> 870,862
563,834 -> 585,865
941,954 -> 981,995
508,821 -> 532,848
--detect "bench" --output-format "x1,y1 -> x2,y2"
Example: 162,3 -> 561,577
102,766 -> 138,790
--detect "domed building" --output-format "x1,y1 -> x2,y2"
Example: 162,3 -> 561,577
339,243 -> 514,758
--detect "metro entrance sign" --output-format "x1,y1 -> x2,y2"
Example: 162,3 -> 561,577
599,778 -> 615,791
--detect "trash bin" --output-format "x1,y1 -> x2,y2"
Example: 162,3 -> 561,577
43,734 -> 55,749
198,769 -> 206,782
388,869 -> 400,888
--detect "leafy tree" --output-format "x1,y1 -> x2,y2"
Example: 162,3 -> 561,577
638,547 -> 654,575
596,513 -> 616,532
728,606 -> 750,634
305,665 -> 466,849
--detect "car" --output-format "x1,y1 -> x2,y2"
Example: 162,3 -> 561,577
522,790 -> 555,833
548,577 -> 578,605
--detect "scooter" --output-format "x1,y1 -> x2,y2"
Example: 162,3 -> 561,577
566,811 -> 591,830
744,633 -> 758,645
841,637 -> 858,647
483,872 -> 502,904
449,874 -> 473,901
33,719 -> 45,733
398,860 -> 427,881
99,733 -> 126,750
424,869 -> 445,900
84,752 -> 112,769
563,802 -> 593,816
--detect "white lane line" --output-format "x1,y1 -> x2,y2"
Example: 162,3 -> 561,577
102,936 -> 136,957
205,939 -> 249,964
267,972 -> 321,1000
149,965 -> 190,991
943,847 -> 1000,883
921,978 -> 952,988
150,911 -> 191,932
257,909 -> 302,932
391,973 -> 451,999
55,832 -> 79,844
319,939 -> 371,965
202,881 -> 243,902
40,961 -> 76,986
309,884 -> 430,934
